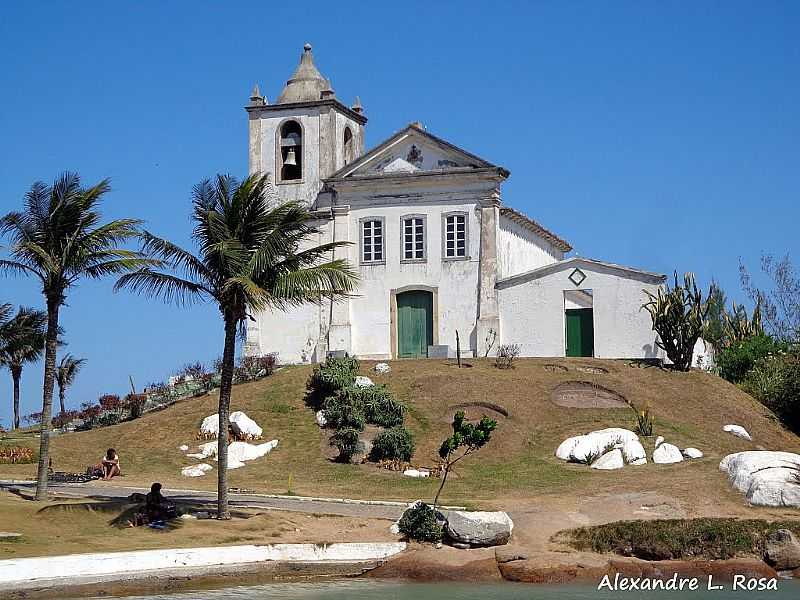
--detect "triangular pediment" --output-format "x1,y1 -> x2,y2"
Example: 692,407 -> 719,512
328,123 -> 497,180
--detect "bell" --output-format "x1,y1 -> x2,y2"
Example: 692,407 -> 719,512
284,148 -> 297,166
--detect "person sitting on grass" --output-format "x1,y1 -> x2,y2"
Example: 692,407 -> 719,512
145,482 -> 176,523
99,448 -> 120,480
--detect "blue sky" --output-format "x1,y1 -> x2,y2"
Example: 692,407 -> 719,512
1,2 -> 798,425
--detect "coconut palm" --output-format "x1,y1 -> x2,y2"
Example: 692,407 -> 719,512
55,354 -> 86,415
116,173 -> 358,518
0,307 -> 47,429
0,172 -> 154,500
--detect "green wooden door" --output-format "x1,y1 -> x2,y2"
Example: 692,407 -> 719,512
566,308 -> 594,357
397,291 -> 433,358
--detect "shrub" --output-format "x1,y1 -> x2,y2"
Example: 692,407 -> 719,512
495,344 -> 521,369
78,402 -> 101,422
742,353 -> 800,433
306,356 -> 359,408
633,404 -> 654,437
370,426 -> 415,462
398,502 -> 443,543
0,445 -> 36,464
716,334 -> 785,383
642,272 -> 711,371
238,354 -> 277,379
97,412 -> 121,427
330,427 -> 363,463
323,390 -> 366,431
52,410 -> 80,429
23,412 -> 42,426
178,361 -> 206,379
98,394 -> 121,411
124,393 -> 147,419
361,385 -> 405,427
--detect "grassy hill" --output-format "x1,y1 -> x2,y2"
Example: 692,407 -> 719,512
2,358 -> 799,508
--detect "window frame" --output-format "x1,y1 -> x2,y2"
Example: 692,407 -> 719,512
359,216 -> 386,265
276,118 -> 304,185
441,211 -> 469,261
400,214 -> 427,263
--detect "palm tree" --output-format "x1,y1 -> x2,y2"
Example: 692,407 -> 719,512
55,354 -> 86,415
0,307 -> 47,429
116,173 -> 358,518
0,172 -> 154,500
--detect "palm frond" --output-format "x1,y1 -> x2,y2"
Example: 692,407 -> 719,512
115,269 -> 212,306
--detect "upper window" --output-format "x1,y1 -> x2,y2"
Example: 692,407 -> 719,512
443,212 -> 468,259
401,215 -> 426,262
279,120 -> 302,182
343,127 -> 354,166
361,218 -> 384,264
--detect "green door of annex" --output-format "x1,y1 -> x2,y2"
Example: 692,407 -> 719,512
566,308 -> 594,357
397,290 -> 433,358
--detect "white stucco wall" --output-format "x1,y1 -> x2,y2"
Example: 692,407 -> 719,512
497,215 -> 563,279
498,261 -> 665,359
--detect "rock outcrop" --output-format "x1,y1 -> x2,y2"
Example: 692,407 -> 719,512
723,424 -> 752,441
555,428 -> 639,463
591,449 -> 624,470
765,529 -> 800,570
720,451 -> 800,507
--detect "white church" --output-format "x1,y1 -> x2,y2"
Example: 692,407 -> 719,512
244,44 -> 667,363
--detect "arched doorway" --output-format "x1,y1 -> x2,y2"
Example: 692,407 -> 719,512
396,290 -> 434,358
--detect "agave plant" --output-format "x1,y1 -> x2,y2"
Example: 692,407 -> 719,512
722,301 -> 765,347
642,272 -> 711,371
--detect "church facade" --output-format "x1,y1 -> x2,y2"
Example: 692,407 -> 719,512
244,45 -> 666,363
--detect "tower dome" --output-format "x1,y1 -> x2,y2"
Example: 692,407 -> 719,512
277,43 -> 330,104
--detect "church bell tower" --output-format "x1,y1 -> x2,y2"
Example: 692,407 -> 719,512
245,43 -> 367,206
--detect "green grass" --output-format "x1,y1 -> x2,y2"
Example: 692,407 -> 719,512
558,518 -> 800,560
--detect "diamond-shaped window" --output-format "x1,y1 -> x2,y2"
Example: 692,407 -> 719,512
569,268 -> 586,287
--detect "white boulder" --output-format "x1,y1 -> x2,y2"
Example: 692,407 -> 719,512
720,451 -> 800,507
226,440 -> 278,463
199,411 -> 263,439
555,428 -> 640,463
403,468 -> 430,478
683,447 -> 704,459
315,410 -> 327,427
354,376 -> 374,388
444,511 -> 514,546
227,459 -> 246,469
653,443 -> 684,464
655,436 -> 665,448
375,363 -> 391,374
723,424 -> 752,441
591,449 -> 624,470
178,444 -> 189,452
181,463 -> 213,477
622,439 -> 648,465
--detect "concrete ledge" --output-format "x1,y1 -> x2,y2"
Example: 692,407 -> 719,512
0,542 -> 406,590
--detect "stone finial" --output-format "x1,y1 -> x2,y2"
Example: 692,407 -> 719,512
351,96 -> 363,114
320,78 -> 336,99
410,121 -> 425,130
249,83 -> 266,107
304,42 -> 312,52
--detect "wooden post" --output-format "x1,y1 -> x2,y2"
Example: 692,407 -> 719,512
456,331 -> 462,368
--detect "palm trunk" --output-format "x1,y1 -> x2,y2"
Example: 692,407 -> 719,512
34,298 -> 60,501
12,367 -> 22,430
58,385 -> 66,415
216,315 -> 238,519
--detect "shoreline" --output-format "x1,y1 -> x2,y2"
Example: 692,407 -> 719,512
3,543 -> 796,599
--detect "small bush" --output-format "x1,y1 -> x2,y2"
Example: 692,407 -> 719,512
23,412 -> 42,426
362,385 -> 405,427
0,445 -> 36,464
323,391 -> 367,431
633,404 -> 654,437
124,394 -> 147,419
306,356 -> 359,409
52,410 -> 80,429
716,334 -> 786,383
96,412 -> 121,427
495,344 -> 521,369
370,426 -> 415,462
98,394 -> 121,411
238,354 -> 278,380
330,427 -> 363,463
742,353 -> 800,433
398,502 -> 443,543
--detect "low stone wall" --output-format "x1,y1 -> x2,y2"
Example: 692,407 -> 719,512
0,542 -> 407,590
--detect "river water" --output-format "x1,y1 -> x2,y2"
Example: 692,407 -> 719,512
92,579 -> 800,600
